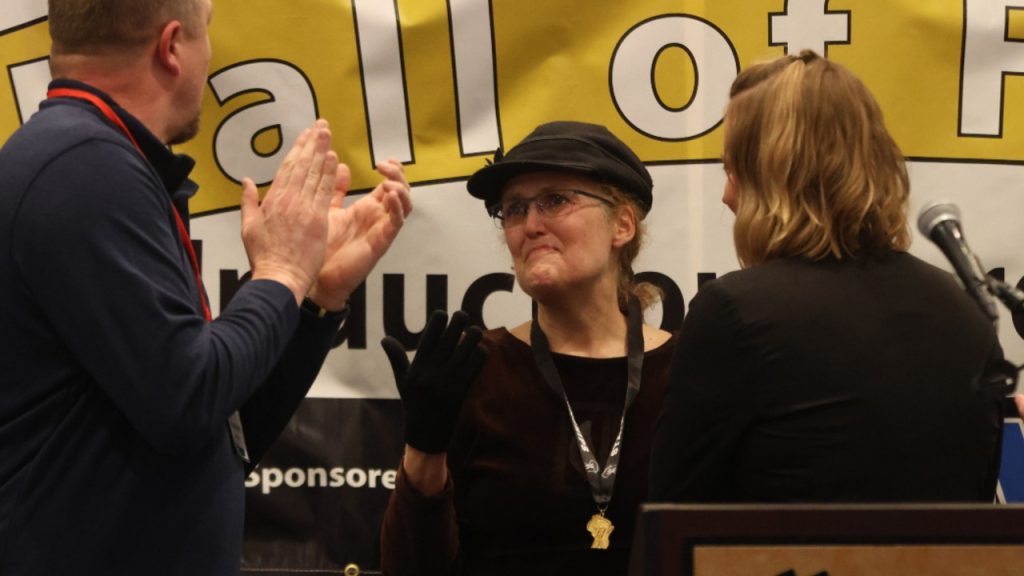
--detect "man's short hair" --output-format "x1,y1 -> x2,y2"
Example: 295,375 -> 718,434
49,0 -> 202,55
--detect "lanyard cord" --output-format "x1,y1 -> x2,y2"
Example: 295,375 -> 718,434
47,88 -> 212,322
530,296 -> 645,508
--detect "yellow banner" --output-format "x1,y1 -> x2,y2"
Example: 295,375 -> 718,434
3,0 -> 1023,214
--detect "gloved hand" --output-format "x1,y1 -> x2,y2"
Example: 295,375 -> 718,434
381,309 -> 489,454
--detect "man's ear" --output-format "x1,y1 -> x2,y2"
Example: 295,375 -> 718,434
612,204 -> 637,248
155,20 -> 184,76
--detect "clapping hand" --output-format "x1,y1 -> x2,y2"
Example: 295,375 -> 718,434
240,119 -> 336,304
307,158 -> 412,311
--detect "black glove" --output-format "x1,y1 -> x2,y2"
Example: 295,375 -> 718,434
381,310 -> 489,454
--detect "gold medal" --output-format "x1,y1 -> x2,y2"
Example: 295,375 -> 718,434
586,511 -> 614,549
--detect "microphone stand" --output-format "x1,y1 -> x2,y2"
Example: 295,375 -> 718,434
986,276 -> 1024,315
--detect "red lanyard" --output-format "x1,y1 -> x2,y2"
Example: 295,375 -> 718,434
47,88 -> 212,322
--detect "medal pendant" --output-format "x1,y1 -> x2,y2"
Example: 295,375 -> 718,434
586,512 -> 614,549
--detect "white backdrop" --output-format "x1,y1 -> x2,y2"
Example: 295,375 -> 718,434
193,161 -> 1024,399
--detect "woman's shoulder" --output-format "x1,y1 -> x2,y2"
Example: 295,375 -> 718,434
481,321 -> 675,357
643,324 -> 675,354
480,324 -> 531,356
696,258 -> 825,306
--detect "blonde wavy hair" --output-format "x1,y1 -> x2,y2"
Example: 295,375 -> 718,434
724,50 -> 911,267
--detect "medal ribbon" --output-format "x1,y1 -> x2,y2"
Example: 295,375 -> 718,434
530,295 -> 644,508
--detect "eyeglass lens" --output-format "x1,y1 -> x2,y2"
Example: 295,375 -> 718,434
495,190 -> 607,227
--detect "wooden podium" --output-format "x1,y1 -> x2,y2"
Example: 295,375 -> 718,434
629,504 -> 1024,576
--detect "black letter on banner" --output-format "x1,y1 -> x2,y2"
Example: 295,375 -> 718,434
697,272 -> 718,290
460,273 -> 515,330
636,271 -> 684,331
383,274 -> 449,349
333,283 -> 367,350
219,269 -> 252,309
193,239 -> 203,270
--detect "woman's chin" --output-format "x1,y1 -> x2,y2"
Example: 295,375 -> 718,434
520,276 -> 569,303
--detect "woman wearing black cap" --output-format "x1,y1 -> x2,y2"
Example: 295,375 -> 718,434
380,121 -> 675,575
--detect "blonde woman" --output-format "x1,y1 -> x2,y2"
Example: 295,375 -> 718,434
650,51 -> 1003,503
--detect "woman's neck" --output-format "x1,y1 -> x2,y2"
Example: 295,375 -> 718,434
533,294 -> 628,358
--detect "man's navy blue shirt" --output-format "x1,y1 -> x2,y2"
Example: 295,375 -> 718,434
0,80 -> 342,575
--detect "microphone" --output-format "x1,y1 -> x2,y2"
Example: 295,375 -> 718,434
917,202 -> 999,323
918,202 -> 1022,398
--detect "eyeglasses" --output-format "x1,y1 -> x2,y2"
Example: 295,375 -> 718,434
489,189 -> 614,228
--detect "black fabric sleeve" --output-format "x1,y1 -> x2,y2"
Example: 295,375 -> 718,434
379,460 -> 460,576
240,305 -> 345,469
648,280 -> 756,502
12,140 -> 300,458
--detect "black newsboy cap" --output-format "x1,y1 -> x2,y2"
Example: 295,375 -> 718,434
467,121 -> 653,216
